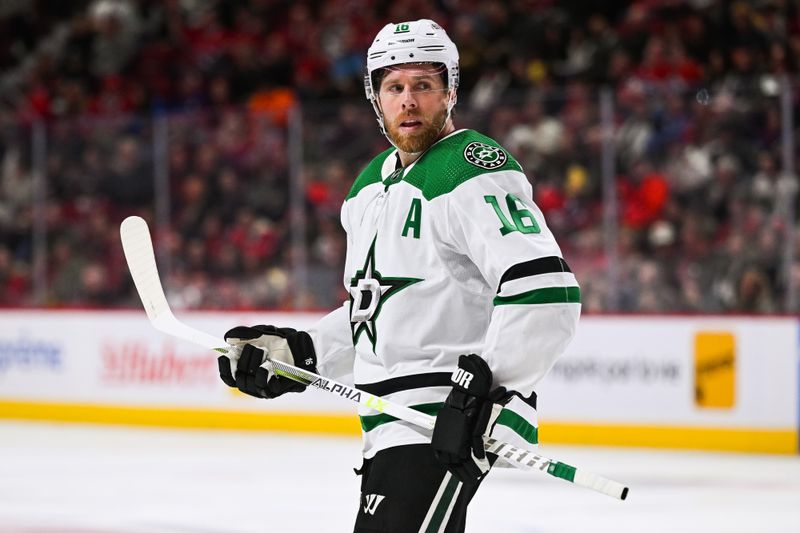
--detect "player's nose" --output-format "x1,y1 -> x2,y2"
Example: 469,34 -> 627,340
401,88 -> 418,109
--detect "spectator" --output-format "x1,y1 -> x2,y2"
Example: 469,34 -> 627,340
0,0 -> 796,313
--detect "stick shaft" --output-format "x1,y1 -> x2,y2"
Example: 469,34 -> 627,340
120,215 -> 629,500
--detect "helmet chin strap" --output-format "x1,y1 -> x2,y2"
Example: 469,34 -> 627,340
374,90 -> 457,157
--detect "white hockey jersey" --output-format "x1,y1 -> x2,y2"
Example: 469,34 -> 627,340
308,129 -> 581,460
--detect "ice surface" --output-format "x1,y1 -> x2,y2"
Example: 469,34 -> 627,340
0,422 -> 798,533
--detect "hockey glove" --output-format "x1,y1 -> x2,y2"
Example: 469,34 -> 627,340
431,354 -> 506,485
219,325 -> 317,399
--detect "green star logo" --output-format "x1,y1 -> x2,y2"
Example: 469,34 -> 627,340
349,236 -> 422,352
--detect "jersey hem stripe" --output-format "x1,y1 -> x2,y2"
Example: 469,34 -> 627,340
496,409 -> 539,444
507,390 -> 537,409
356,372 -> 453,396
493,286 -> 581,306
360,402 -> 443,432
360,401 -> 541,445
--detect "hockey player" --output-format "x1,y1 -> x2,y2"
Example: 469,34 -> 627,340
218,19 -> 580,533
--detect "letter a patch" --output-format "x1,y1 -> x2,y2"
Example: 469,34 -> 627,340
402,198 -> 422,239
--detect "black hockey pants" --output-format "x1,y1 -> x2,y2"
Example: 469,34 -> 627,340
352,444 -> 485,533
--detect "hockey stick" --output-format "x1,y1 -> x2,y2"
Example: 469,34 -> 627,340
120,215 -> 629,501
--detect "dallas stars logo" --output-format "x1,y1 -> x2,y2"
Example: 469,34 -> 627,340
349,236 -> 421,352
464,141 -> 507,169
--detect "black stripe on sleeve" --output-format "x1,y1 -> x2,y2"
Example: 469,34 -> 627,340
497,256 -> 571,294
356,372 -> 453,396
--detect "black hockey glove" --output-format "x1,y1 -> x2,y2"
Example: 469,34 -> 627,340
218,325 -> 317,399
431,354 -> 507,485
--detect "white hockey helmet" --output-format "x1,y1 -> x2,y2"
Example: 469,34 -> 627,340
365,19 -> 460,138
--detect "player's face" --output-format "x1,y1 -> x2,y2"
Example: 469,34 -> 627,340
378,64 -> 451,154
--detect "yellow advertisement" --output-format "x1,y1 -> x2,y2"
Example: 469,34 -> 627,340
694,332 -> 736,409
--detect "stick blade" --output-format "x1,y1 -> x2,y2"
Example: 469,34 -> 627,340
120,216 -> 172,323
120,216 -> 227,353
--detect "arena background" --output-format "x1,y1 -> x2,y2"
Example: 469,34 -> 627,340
0,1 -> 798,532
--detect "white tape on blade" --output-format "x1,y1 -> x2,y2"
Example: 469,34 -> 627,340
120,216 -> 171,323
121,216 -> 228,353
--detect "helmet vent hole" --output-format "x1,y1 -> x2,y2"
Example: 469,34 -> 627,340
391,56 -> 395,60
409,53 -> 414,57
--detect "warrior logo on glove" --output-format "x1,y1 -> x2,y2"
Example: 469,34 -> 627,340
452,368 -> 475,389
431,354 -> 508,485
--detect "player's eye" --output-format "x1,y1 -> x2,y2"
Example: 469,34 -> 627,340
415,82 -> 432,92
384,84 -> 404,94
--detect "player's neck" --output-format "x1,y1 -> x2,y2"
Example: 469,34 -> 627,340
397,121 -> 456,167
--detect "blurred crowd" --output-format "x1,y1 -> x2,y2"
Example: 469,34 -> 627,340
0,0 -> 798,313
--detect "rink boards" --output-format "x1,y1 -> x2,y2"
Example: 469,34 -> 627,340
0,310 -> 797,454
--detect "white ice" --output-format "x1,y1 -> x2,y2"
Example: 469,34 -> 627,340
0,421 -> 798,533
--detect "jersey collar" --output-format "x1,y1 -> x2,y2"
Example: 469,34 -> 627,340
379,129 -> 469,184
